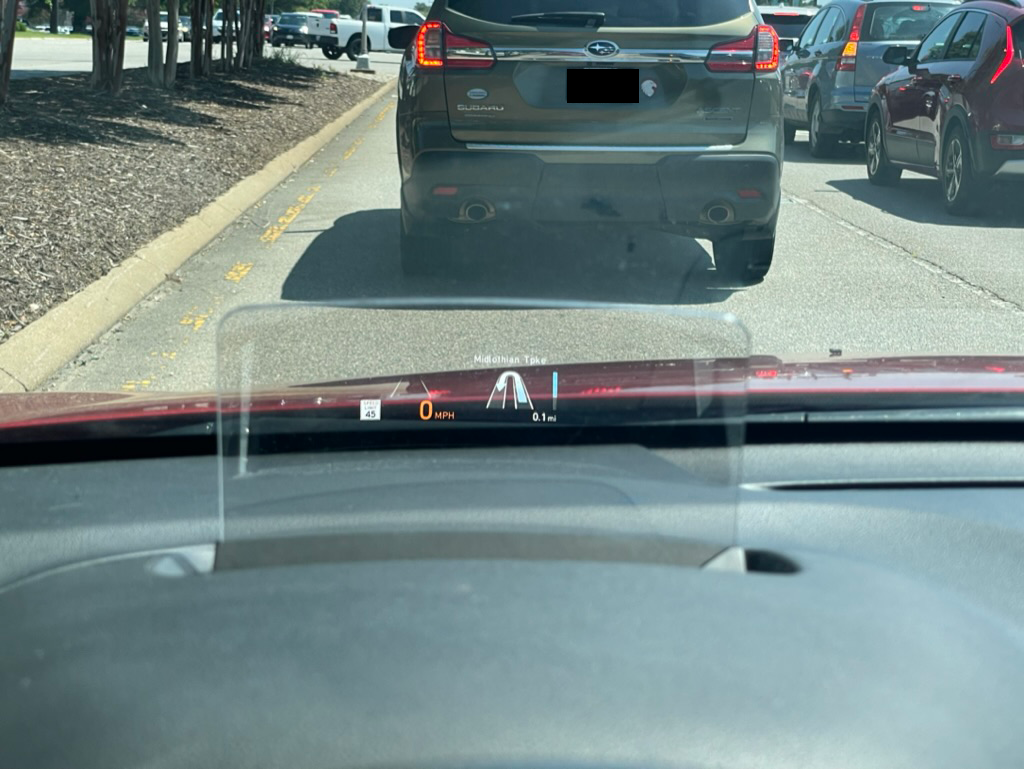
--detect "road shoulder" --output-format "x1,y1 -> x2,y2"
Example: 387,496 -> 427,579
0,77 -> 396,394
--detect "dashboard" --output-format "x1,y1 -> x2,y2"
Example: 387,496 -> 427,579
3,438 -> 1024,768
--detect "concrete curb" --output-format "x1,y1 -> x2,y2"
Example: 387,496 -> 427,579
0,76 -> 397,394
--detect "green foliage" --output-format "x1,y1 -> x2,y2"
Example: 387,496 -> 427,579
265,46 -> 300,64
414,2 -> 429,14
336,0 -> 361,15
61,0 -> 90,25
15,21 -> 29,31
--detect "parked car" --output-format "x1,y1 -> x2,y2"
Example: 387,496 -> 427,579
211,9 -> 241,42
779,0 -> 958,156
142,12 -> 184,43
125,25 -> 142,37
179,15 -> 191,42
263,14 -> 280,41
270,12 -> 322,48
313,4 -> 426,61
392,0 -> 784,284
865,0 -> 1024,214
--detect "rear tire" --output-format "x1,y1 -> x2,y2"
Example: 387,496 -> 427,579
865,112 -> 902,187
942,124 -> 981,217
323,44 -> 343,60
346,34 -> 367,61
808,96 -> 838,159
714,235 -> 775,285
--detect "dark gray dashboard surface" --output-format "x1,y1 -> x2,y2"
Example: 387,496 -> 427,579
4,548 -> 1024,769
4,442 -> 1024,768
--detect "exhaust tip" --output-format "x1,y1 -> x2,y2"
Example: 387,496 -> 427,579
705,204 -> 734,225
459,200 -> 496,224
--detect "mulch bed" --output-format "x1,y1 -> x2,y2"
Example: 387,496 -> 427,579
0,58 -> 383,345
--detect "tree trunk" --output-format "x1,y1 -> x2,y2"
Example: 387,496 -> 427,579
49,0 -> 58,34
234,0 -> 252,70
114,0 -> 128,91
221,0 -> 232,73
0,0 -> 15,107
202,0 -> 211,76
189,0 -> 202,78
145,0 -> 162,86
91,0 -> 128,93
253,0 -> 264,60
163,0 -> 177,87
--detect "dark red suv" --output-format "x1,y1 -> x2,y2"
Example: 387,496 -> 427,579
864,0 -> 1024,214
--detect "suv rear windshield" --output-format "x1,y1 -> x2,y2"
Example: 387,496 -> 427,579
279,14 -> 307,24
862,3 -> 953,42
760,12 -> 811,40
446,0 -> 753,27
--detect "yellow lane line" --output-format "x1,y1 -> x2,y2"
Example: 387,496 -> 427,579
259,99 -> 392,243
373,101 -> 396,124
342,137 -> 364,161
225,262 -> 254,283
259,184 -> 322,244
180,306 -> 214,332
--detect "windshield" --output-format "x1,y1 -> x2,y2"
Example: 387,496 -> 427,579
861,3 -> 953,41
447,0 -> 752,27
759,11 -> 812,40
2,0 -> 1024,443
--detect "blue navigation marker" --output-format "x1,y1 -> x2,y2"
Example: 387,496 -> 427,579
552,371 -> 558,411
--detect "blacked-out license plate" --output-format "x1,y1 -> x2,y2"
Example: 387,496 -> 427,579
566,68 -> 639,104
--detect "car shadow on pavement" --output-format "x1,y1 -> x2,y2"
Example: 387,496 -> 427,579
829,177 -> 1024,228
281,209 -> 739,306
784,140 -> 866,166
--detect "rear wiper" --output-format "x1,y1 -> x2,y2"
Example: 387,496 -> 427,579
509,11 -> 605,28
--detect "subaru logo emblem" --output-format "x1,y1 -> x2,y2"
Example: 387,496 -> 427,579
586,40 -> 618,57
467,88 -> 488,100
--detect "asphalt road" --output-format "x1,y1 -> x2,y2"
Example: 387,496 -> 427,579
10,36 -> 402,79
46,90 -> 1024,394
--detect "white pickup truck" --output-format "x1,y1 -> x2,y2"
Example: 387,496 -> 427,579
311,4 -> 426,61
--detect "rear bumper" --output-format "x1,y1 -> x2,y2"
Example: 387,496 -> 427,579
271,32 -> 309,44
975,129 -> 1024,179
403,149 -> 780,238
992,158 -> 1024,179
821,88 -> 870,137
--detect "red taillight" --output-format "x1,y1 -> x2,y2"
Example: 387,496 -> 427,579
416,21 -> 444,68
707,25 -> 778,73
444,30 -> 496,69
991,24 -> 1015,84
837,4 -> 865,72
329,22 -> 336,33
991,134 -> 1024,150
756,24 -> 779,71
415,21 -> 494,70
